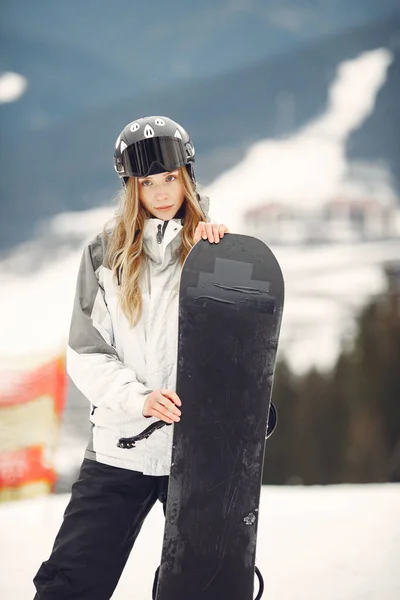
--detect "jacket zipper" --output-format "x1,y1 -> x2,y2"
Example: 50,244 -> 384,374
156,221 -> 169,244
152,221 -> 170,298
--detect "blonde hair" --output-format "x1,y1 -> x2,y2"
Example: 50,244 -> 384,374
105,166 -> 205,326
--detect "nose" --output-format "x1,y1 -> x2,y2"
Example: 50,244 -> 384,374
154,182 -> 168,198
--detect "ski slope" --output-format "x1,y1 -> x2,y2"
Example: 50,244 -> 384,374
0,484 -> 398,599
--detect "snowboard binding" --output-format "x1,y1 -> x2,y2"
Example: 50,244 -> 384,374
266,402 -> 277,438
254,566 -> 264,600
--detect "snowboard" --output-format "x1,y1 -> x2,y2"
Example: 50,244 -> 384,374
155,233 -> 284,600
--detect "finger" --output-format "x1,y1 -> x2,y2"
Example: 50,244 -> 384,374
158,403 -> 180,422
154,401 -> 180,422
152,408 -> 174,424
201,222 -> 208,240
204,222 -> 214,243
212,224 -> 220,243
161,389 -> 182,407
219,224 -> 227,238
158,397 -> 181,417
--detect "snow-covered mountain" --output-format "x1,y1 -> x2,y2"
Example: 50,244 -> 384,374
208,48 -> 395,229
1,9 -> 399,249
1,47 -> 398,374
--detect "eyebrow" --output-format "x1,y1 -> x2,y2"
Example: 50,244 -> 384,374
138,170 -> 178,181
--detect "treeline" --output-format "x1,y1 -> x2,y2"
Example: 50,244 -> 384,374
263,263 -> 400,485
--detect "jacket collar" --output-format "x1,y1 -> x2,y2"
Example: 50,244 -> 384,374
143,218 -> 183,267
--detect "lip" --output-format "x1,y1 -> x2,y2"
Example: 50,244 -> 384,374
155,205 -> 173,211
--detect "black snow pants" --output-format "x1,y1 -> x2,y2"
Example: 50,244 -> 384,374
33,458 -> 168,600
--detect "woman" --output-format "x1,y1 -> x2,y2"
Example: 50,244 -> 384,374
33,116 -> 229,599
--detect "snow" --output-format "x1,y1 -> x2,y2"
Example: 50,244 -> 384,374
0,71 -> 28,103
0,484 -> 398,599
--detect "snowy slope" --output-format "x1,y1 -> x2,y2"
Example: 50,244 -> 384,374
0,484 -> 398,599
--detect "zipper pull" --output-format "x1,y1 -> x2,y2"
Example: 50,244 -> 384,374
156,224 -> 163,244
156,221 -> 169,244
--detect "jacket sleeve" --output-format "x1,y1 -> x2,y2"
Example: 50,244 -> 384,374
66,240 -> 153,423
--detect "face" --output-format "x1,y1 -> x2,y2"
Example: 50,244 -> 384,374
137,169 -> 185,220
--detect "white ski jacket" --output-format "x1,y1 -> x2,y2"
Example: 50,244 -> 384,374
67,197 -> 210,476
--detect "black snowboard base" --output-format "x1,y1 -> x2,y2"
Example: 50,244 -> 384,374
154,234 -> 284,600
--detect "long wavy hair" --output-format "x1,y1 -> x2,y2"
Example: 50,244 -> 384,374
105,166 -> 206,326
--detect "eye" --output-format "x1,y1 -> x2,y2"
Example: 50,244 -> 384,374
140,180 -> 152,186
166,174 -> 177,182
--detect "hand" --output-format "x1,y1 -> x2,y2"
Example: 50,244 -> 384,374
194,222 -> 229,244
142,389 -> 182,424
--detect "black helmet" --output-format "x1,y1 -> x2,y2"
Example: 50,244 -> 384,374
113,116 -> 195,185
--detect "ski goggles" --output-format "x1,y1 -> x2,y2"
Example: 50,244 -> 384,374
120,137 -> 190,177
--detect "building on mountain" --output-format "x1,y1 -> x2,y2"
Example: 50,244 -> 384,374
244,195 -> 399,245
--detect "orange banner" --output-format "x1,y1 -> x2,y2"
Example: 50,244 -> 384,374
0,357 -> 66,501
